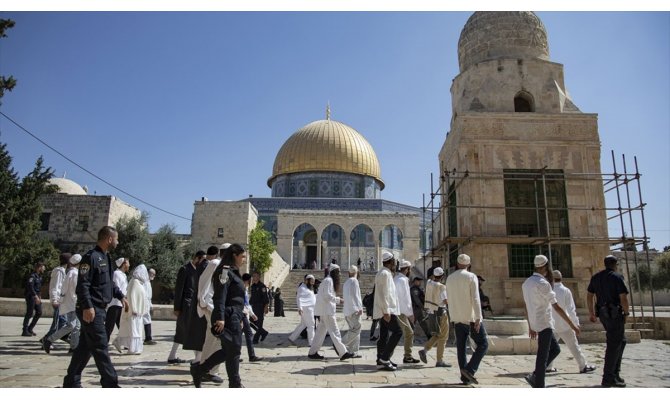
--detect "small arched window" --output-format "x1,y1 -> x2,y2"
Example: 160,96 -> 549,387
514,91 -> 535,112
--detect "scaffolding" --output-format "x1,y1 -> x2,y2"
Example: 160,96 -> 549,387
422,151 -> 658,337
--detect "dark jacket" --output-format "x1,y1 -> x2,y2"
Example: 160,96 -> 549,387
76,246 -> 124,309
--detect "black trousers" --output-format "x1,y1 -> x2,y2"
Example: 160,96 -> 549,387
63,306 -> 119,388
600,313 -> 626,384
251,305 -> 267,342
532,327 -> 561,388
22,296 -> 42,334
377,315 -> 402,361
104,305 -> 122,341
200,333 -> 242,387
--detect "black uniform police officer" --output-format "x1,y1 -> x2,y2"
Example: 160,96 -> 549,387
250,271 -> 270,343
191,243 -> 247,388
63,226 -> 129,388
587,255 -> 630,388
22,262 -> 45,336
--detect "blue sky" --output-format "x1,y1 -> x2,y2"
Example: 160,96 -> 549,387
1,11 -> 668,250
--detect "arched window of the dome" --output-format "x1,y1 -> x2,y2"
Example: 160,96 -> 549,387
380,224 -> 404,251
514,91 -> 535,112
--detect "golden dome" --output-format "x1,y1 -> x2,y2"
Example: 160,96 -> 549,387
268,119 -> 384,189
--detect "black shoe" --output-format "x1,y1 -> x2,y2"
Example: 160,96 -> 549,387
370,336 -> 378,342
376,358 -> 397,367
600,381 -> 626,387
249,356 -> 264,362
378,360 -> 397,371
340,352 -> 354,361
190,363 -> 202,388
524,373 -> 536,388
418,349 -> 427,364
615,376 -> 625,384
260,331 -> 269,342
403,357 -> 420,364
167,358 -> 187,364
460,368 -> 478,384
308,352 -> 324,360
43,338 -> 52,354
580,365 -> 597,373
29,331 -> 36,336
144,339 -> 158,345
202,373 -> 223,384
545,367 -> 557,373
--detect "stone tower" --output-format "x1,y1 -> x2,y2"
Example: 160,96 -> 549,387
437,12 -> 609,313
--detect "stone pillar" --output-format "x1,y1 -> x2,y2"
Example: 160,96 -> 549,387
316,239 -> 322,270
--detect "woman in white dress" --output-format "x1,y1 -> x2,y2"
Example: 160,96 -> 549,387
113,264 -> 149,354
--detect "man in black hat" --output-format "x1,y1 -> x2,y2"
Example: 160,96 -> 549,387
587,255 -> 630,388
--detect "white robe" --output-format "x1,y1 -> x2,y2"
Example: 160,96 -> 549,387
113,265 -> 150,354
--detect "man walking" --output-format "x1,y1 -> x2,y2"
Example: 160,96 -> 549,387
546,270 -> 596,374
43,253 -> 69,342
394,260 -> 420,364
445,254 -> 488,384
250,271 -> 270,344
288,274 -> 317,346
374,251 -> 402,371
522,255 -> 580,388
105,257 -> 129,341
63,226 -> 129,388
341,265 -> 363,357
22,262 -> 45,336
418,267 -> 451,368
43,254 -> 82,354
410,277 -> 430,340
170,250 -> 207,364
307,264 -> 354,361
587,255 -> 629,388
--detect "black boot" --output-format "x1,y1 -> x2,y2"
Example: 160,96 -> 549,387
190,363 -> 202,388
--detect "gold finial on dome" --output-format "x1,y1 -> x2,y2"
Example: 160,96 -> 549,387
326,102 -> 331,120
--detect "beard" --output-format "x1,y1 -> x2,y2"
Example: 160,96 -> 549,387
305,282 -> 314,291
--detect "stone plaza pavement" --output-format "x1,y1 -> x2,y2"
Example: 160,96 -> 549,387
1,313 -> 668,389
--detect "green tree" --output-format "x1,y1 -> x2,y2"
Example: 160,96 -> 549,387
248,221 -> 275,274
0,19 -> 17,99
0,142 -> 58,288
111,212 -> 151,267
149,224 -> 183,291
181,238 -> 205,262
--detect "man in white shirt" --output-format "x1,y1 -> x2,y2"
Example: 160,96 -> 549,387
522,255 -> 580,388
445,254 -> 488,384
288,274 -> 317,345
374,251 -> 402,371
43,253 -> 69,343
105,257 -> 129,341
43,254 -> 82,354
307,264 -> 354,361
394,260 -> 420,364
418,267 -> 451,368
546,270 -> 596,374
341,266 -> 363,356
194,245 -> 225,384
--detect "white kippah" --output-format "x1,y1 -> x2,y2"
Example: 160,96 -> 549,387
115,258 -> 125,268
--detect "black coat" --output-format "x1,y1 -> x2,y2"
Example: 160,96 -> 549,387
181,259 -> 208,350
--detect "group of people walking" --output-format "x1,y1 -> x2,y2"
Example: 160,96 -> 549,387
21,224 -> 631,389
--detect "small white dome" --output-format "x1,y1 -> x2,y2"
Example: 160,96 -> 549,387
49,177 -> 87,195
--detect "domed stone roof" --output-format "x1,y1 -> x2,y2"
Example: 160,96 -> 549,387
49,177 -> 87,195
458,11 -> 549,73
268,118 -> 384,189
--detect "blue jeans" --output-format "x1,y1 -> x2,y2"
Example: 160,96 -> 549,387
532,328 -> 560,388
455,322 -> 488,376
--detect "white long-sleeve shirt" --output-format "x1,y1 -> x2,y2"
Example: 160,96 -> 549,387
109,269 -> 128,308
296,283 -> 316,310
522,272 -> 557,332
393,274 -> 413,317
59,267 -> 78,314
551,282 -> 579,332
49,265 -> 66,305
314,276 -> 340,316
445,268 -> 483,324
373,267 -> 399,319
425,279 -> 448,313
197,258 -> 220,317
342,277 -> 362,316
